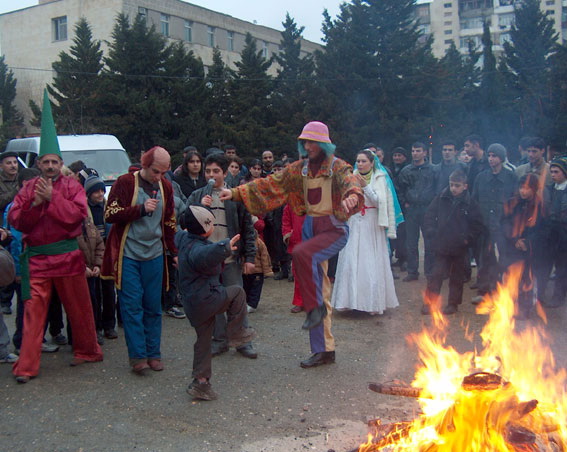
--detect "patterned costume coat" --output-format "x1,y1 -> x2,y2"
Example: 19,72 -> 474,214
101,171 -> 177,290
231,155 -> 364,222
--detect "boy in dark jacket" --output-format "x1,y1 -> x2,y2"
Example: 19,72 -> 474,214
423,170 -> 484,315
176,206 -> 256,401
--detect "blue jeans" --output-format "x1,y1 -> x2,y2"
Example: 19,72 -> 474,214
117,256 -> 163,360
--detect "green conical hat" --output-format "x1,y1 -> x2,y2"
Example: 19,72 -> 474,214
38,89 -> 62,159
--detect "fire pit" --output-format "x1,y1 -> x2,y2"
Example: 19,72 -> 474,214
353,265 -> 567,451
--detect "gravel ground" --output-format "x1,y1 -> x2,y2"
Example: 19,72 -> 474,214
1,269 -> 567,452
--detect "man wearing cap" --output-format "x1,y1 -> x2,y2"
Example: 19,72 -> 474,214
471,143 -> 517,302
0,150 -> 20,315
8,90 -> 103,383
538,157 -> 567,308
101,146 -> 177,374
219,121 -> 363,368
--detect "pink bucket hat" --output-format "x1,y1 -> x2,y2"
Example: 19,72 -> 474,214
298,121 -> 332,143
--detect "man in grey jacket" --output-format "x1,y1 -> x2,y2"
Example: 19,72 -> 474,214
187,153 -> 257,359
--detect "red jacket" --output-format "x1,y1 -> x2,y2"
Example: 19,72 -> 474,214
101,171 -> 176,290
8,175 -> 87,278
282,204 -> 304,253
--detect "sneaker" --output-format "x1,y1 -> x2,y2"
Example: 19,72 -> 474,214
52,334 -> 68,345
104,329 -> 118,339
164,307 -> 186,319
41,343 -> 59,353
187,380 -> 218,401
1,305 -> 12,315
247,305 -> 256,314
0,353 -> 18,363
470,259 -> 477,268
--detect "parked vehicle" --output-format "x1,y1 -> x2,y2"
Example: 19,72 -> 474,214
5,134 -> 131,187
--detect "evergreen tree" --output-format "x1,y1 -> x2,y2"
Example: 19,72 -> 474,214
0,55 -> 24,145
549,44 -> 567,150
204,47 -> 234,149
98,13 -> 172,155
502,0 -> 559,137
48,17 -> 103,134
314,0 -> 438,161
271,14 -> 315,156
225,33 -> 274,157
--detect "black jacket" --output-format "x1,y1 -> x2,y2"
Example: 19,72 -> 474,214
187,186 -> 256,264
543,185 -> 567,250
467,155 -> 490,192
174,172 -> 206,198
397,162 -> 437,208
176,231 -> 231,327
424,188 -> 484,256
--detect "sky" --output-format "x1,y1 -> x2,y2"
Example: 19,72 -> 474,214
0,0 -> 344,43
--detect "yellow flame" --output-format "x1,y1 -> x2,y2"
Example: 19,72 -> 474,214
361,264 -> 567,451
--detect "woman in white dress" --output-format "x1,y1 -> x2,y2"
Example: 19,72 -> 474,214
332,149 -> 400,314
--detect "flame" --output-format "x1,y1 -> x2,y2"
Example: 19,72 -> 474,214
359,264 -> 567,451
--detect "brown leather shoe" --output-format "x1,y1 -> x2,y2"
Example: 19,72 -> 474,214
132,361 -> 150,375
148,359 -> 164,371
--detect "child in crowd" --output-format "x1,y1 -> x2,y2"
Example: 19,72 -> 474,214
501,173 -> 544,320
423,170 -> 484,315
243,225 -> 273,314
176,205 -> 256,401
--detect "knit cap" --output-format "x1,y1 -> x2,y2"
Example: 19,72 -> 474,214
84,174 -> 105,196
550,156 -> 567,177
487,143 -> 507,162
183,205 -> 215,235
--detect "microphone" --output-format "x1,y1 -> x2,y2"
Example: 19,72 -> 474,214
204,178 -> 215,197
147,189 -> 158,217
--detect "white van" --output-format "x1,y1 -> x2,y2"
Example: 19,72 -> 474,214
5,134 -> 131,187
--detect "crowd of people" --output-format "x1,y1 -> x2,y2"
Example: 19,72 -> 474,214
0,98 -> 566,400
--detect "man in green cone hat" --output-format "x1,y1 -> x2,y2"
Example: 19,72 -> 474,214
8,89 -> 103,383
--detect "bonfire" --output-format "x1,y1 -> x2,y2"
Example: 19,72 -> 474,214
357,264 -> 567,451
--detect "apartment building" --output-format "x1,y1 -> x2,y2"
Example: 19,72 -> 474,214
0,0 -> 321,128
414,0 -> 566,58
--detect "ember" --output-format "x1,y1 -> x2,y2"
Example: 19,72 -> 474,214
356,264 -> 567,451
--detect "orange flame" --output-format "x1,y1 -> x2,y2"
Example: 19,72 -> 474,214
359,264 -> 567,451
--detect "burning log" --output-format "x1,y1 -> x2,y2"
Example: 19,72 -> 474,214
368,381 -> 424,399
506,424 -> 537,446
461,372 -> 506,391
349,421 -> 414,452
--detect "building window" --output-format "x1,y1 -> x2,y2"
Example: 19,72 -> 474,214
444,12 -> 453,16
184,20 -> 192,42
418,23 -> 431,34
208,26 -> 215,46
444,39 -> 453,44
52,16 -> 67,41
444,21 -> 452,26
262,41 -> 269,58
444,3 -> 452,8
460,17 -> 484,29
499,13 -> 514,28
459,0 -> 493,11
161,14 -> 169,37
545,0 -> 555,4
227,31 -> 234,51
444,29 -> 453,34
138,7 -> 147,22
460,35 -> 481,48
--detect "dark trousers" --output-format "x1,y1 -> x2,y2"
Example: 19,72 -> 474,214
12,282 -> 23,349
96,278 -> 116,331
191,286 -> 247,380
475,230 -> 506,295
392,222 -> 407,265
161,254 -> 178,312
0,284 -> 14,308
243,273 -> 264,309
535,247 -> 567,304
426,253 -> 466,307
405,205 -> 434,277
46,289 -> 70,339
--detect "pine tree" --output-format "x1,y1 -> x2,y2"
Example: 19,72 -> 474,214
226,33 -> 274,157
549,44 -> 567,150
0,56 -> 24,146
204,47 -> 234,149
99,13 -> 172,155
502,0 -> 559,137
48,17 -> 103,134
314,0 -> 438,160
271,14 -> 315,156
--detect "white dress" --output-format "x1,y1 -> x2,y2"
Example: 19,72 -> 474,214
331,169 -> 399,314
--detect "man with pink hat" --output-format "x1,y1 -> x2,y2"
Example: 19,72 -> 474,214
220,121 -> 363,368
